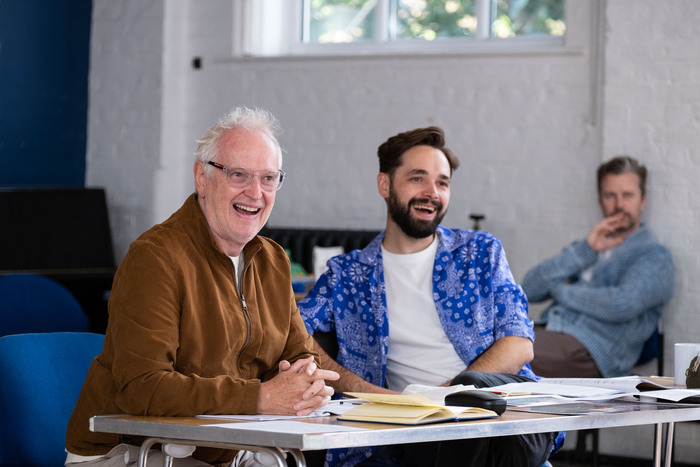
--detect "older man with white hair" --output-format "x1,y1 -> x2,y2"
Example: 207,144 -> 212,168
65,107 -> 338,466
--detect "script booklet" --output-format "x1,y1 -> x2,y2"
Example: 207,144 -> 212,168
337,392 -> 498,425
539,376 -> 676,393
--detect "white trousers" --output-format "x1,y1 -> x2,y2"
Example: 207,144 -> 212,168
65,444 -> 286,467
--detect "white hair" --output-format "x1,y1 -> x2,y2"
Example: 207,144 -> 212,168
195,107 -> 283,176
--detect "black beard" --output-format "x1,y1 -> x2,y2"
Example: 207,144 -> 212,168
387,187 -> 446,239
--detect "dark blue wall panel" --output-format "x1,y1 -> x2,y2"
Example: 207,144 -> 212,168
0,0 -> 92,187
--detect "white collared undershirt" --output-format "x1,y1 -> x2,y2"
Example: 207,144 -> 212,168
382,237 -> 465,392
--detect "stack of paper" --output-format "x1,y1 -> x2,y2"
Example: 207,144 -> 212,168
485,376 -> 700,403
337,392 -> 498,425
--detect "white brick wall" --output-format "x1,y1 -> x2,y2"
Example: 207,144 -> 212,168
180,3 -> 601,290
597,0 -> 700,461
86,0 -> 700,461
86,0 -> 166,259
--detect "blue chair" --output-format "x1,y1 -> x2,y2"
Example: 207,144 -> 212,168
0,332 -> 104,466
635,326 -> 664,375
0,273 -> 88,337
572,326 -> 663,467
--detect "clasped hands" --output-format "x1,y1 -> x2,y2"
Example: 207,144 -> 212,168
258,355 -> 339,416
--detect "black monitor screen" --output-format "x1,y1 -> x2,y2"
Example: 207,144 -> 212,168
0,188 -> 115,271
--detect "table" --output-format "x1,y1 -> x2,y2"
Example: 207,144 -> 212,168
91,401 -> 700,467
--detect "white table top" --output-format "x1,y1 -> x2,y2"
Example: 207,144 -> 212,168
90,400 -> 700,452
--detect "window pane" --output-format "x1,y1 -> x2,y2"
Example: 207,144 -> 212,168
396,0 -> 477,40
306,0 -> 378,43
492,0 -> 565,38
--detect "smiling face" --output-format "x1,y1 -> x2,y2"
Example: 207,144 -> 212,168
378,145 -> 451,243
194,127 -> 280,256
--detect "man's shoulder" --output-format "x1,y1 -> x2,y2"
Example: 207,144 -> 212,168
255,234 -> 289,258
118,220 -> 209,280
613,227 -> 674,269
331,232 -> 384,265
132,195 -> 208,251
437,226 -> 501,250
623,226 -> 671,254
130,218 -> 193,257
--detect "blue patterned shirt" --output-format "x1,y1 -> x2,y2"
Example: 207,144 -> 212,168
298,226 -> 538,466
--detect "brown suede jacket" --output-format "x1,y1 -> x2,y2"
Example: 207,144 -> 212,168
66,194 -> 317,463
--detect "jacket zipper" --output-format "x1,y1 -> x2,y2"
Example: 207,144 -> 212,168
239,292 -> 251,365
236,246 -> 259,373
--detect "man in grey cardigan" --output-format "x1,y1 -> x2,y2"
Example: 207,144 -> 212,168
522,156 -> 674,378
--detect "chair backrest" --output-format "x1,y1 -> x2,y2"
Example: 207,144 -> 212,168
634,326 -> 664,376
0,332 -> 104,466
636,327 -> 659,366
259,227 -> 380,274
0,273 -> 88,337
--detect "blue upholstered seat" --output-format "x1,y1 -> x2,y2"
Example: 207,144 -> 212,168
0,332 -> 104,466
0,273 -> 87,337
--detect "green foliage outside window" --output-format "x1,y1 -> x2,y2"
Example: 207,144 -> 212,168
306,0 -> 565,44
493,0 -> 565,38
307,0 -> 377,43
397,1 -> 477,40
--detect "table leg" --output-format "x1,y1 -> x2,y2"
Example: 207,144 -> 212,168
653,423 -> 663,467
136,437 -> 292,467
663,422 -> 675,467
288,449 -> 306,467
138,438 -> 159,467
653,422 -> 676,467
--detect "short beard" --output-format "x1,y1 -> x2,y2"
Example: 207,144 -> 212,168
387,186 -> 445,239
611,209 -> 636,234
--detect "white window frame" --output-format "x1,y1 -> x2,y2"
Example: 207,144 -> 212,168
233,0 -> 567,58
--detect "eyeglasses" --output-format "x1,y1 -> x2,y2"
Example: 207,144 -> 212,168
207,161 -> 286,192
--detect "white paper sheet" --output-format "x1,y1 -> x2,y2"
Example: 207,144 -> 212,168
197,408 -> 329,422
195,399 -> 366,422
401,383 -> 476,405
484,382 -> 626,399
540,376 -> 674,392
636,388 -> 700,402
207,420 -> 365,433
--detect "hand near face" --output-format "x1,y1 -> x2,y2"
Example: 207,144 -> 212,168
257,356 -> 339,416
587,212 -> 629,252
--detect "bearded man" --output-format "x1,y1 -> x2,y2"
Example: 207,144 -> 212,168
298,126 -> 563,467
523,155 -> 674,378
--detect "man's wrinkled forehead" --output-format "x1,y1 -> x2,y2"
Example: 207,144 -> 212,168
218,128 -> 282,168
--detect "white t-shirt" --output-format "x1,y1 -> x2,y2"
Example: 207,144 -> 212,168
382,238 -> 466,392
581,248 -> 613,283
229,253 -> 243,290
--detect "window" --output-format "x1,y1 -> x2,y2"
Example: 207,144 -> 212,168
235,0 -> 566,57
